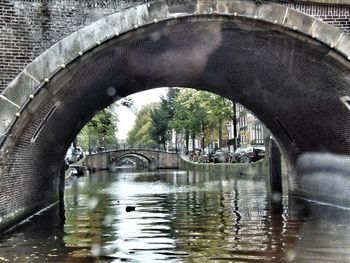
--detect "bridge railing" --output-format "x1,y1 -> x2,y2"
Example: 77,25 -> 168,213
16,0 -> 150,8
88,144 -> 178,154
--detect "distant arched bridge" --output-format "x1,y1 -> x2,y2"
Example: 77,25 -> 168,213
85,149 -> 179,170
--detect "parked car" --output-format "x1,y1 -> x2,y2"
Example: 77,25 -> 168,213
241,146 -> 265,163
214,150 -> 230,163
233,147 -> 247,163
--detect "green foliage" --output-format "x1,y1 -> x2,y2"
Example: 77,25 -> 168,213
149,88 -> 180,144
171,89 -> 232,146
127,103 -> 158,147
78,107 -> 118,151
203,93 -> 232,127
202,93 -> 232,147
87,108 -> 115,135
171,89 -> 206,136
125,88 -> 233,150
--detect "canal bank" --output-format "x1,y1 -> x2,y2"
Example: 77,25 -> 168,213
179,155 -> 291,197
179,155 -> 269,176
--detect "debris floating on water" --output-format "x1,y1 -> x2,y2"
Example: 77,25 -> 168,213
125,206 -> 135,212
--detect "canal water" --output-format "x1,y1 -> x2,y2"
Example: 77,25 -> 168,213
1,169 -> 350,262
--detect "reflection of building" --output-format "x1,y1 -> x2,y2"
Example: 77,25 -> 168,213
228,104 -> 265,148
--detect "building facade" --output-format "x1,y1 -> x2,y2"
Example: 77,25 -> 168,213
227,104 -> 266,150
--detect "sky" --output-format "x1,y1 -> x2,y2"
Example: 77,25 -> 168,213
116,88 -> 168,140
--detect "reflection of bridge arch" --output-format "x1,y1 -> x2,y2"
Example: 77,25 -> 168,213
113,153 -> 152,168
1,1 -> 350,230
113,153 -> 152,164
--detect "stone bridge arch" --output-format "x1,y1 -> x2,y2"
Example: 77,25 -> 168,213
85,149 -> 179,170
1,0 -> 350,231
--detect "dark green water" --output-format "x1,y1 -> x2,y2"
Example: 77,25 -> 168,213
1,169 -> 350,262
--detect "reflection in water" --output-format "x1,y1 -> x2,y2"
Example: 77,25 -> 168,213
0,169 -> 349,262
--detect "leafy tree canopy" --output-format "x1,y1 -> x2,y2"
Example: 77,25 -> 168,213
171,89 -> 233,147
149,88 -> 180,144
78,107 -> 118,151
127,103 -> 159,147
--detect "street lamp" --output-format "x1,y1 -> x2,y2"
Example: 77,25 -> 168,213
233,102 -> 238,151
88,133 -> 91,154
226,121 -> 231,152
159,135 -> 162,150
201,131 -> 205,150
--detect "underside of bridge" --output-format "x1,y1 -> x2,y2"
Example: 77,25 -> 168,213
113,154 -> 150,168
1,1 -> 350,231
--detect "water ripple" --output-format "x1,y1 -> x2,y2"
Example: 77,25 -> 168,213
0,170 -> 349,262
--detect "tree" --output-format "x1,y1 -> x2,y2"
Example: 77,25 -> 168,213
149,88 -> 180,149
171,89 -> 207,151
127,103 -> 158,147
170,89 -> 233,150
149,102 -> 170,148
78,107 -> 118,152
201,94 -> 232,148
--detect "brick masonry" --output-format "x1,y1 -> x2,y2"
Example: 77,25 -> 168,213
0,0 -> 349,91
281,1 -> 350,32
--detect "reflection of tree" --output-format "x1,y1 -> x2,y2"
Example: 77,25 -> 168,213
1,170 -> 309,262
146,171 -> 303,261
162,172 -> 239,259
232,179 -> 241,242
63,170 -> 304,261
64,173 -> 118,253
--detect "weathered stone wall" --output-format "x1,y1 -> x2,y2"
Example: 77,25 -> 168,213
0,0 -> 350,91
179,156 -> 269,176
